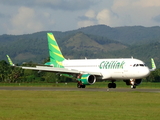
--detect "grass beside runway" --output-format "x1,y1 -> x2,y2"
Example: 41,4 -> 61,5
0,81 -> 160,88
0,90 -> 159,120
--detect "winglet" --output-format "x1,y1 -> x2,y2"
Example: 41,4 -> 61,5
150,58 -> 156,71
6,55 -> 15,66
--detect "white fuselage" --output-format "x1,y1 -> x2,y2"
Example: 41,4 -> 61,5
62,58 -> 150,80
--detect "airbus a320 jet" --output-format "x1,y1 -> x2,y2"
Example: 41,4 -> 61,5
7,33 -> 156,89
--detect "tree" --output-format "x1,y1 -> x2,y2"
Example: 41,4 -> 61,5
8,67 -> 23,83
0,60 -> 11,82
146,69 -> 160,82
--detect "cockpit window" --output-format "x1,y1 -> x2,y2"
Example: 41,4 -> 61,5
133,64 -> 146,67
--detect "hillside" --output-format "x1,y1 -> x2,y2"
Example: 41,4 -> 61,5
0,31 -> 126,63
63,32 -> 127,52
76,25 -> 160,45
0,25 -> 160,67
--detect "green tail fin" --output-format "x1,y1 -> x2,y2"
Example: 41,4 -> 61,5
6,55 -> 15,66
45,33 -> 65,67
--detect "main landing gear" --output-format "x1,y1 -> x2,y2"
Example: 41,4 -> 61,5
108,81 -> 116,88
77,79 -> 86,88
77,83 -> 86,88
76,74 -> 86,88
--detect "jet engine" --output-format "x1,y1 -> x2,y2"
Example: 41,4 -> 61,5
78,74 -> 96,85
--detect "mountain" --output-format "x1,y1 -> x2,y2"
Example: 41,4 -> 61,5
0,24 -> 160,67
0,31 -> 126,63
75,25 -> 160,45
63,32 -> 127,52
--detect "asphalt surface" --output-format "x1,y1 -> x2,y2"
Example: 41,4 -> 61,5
0,87 -> 159,93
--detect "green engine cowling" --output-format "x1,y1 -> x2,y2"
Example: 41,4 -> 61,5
78,74 -> 96,85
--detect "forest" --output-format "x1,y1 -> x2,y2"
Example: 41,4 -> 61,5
1,25 -> 160,67
0,60 -> 160,83
0,25 -> 160,83
0,60 -> 72,83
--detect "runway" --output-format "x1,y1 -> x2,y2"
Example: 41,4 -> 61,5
0,87 -> 159,93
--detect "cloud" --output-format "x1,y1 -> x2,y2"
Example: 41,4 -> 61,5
77,10 -> 97,28
85,10 -> 96,19
133,0 -> 160,7
8,7 -> 54,35
78,10 -> 96,21
78,20 -> 95,28
0,0 -> 98,11
45,0 -> 97,11
78,16 -> 89,21
99,0 -> 160,27
0,13 -> 5,18
78,9 -> 119,28
1,0 -> 160,35
78,0 -> 160,28
96,9 -> 110,25
153,15 -> 160,23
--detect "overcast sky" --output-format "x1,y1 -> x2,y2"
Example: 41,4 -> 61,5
0,0 -> 160,35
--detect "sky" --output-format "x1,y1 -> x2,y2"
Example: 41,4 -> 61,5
0,0 -> 160,35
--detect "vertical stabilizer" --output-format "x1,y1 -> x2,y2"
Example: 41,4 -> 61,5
46,33 -> 65,67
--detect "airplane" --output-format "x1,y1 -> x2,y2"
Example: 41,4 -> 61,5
7,33 -> 156,89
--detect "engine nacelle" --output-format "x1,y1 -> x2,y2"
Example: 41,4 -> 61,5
78,74 -> 96,85
123,79 -> 142,86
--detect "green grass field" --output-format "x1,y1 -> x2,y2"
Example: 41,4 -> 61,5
0,90 -> 159,120
0,81 -> 160,88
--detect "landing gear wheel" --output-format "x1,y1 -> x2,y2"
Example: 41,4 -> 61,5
108,83 -> 112,88
131,85 -> 136,89
77,83 -> 81,88
108,83 -> 116,88
81,85 -> 86,88
112,83 -> 116,88
77,84 -> 86,88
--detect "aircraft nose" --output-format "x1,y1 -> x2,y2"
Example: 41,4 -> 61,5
143,67 -> 150,77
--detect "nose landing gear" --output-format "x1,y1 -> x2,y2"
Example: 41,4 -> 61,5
131,85 -> 136,89
130,79 -> 136,89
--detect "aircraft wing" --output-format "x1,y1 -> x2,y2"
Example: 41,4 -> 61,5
22,66 -> 102,76
6,54 -> 102,76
